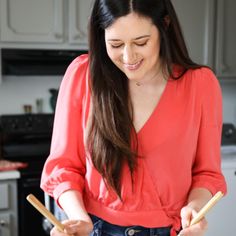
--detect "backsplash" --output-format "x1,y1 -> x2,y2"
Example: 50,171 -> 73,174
0,76 -> 236,126
0,75 -> 62,114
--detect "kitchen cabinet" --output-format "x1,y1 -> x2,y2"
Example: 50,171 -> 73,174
205,157 -> 236,235
172,0 -> 215,68
0,0 -> 93,48
0,179 -> 18,236
215,0 -> 236,78
173,0 -> 236,79
68,0 -> 92,47
0,0 -> 64,43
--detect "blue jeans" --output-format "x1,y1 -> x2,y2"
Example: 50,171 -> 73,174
89,214 -> 171,236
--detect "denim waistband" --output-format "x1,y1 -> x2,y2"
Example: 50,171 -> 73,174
89,214 -> 172,236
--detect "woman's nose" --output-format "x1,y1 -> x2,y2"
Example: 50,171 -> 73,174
122,46 -> 135,63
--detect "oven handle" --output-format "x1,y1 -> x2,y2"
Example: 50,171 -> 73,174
22,178 -> 41,188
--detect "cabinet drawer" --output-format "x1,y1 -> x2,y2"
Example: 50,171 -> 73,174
0,213 -> 11,236
0,184 -> 9,209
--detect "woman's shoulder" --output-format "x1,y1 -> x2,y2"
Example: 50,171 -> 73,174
182,66 -> 220,91
188,67 -> 218,84
66,53 -> 89,73
62,54 -> 89,83
59,54 -> 90,100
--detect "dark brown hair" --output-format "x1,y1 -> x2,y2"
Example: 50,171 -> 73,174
88,0 -> 202,197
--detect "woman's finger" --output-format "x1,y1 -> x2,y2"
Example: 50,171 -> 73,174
180,206 -> 192,229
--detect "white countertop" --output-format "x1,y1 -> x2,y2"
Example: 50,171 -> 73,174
221,145 -> 236,168
222,152 -> 236,168
0,170 -> 20,180
0,152 -> 234,180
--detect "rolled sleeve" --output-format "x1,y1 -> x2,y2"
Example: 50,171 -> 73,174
191,68 -> 227,195
40,55 -> 89,202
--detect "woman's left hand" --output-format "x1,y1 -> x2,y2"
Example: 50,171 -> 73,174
178,205 -> 208,236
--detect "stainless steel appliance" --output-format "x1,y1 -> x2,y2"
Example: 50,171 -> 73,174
0,114 -> 54,236
222,123 -> 236,145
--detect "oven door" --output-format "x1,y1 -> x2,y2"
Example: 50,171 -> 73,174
17,176 -> 48,236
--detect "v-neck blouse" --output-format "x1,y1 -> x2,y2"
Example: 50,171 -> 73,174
41,54 -> 227,236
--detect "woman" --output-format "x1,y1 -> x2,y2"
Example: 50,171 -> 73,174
41,0 -> 227,235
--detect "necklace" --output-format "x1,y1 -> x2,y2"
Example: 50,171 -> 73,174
134,65 -> 162,87
134,68 -> 162,86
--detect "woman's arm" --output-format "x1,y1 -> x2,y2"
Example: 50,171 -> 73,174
58,190 -> 92,224
50,190 -> 93,236
187,188 -> 212,212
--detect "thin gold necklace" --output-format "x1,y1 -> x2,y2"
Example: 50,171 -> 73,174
134,67 -> 162,86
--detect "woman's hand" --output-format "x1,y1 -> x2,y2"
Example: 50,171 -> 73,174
178,205 -> 208,236
50,219 -> 93,236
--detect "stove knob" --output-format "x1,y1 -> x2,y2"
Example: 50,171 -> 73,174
11,122 -> 18,130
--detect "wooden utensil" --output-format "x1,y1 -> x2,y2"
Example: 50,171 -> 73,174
178,191 -> 224,236
26,193 -> 64,232
189,191 -> 224,226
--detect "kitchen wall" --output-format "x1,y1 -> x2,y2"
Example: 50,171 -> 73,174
0,76 -> 236,126
0,75 -> 62,114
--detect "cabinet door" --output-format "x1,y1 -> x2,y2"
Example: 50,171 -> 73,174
0,213 -> 11,236
206,168 -> 236,235
68,0 -> 93,47
0,0 -> 64,43
172,0 -> 215,68
215,0 -> 236,78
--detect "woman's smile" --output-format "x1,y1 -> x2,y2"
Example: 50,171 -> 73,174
123,59 -> 143,71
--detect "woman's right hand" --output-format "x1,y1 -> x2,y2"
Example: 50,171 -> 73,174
50,219 -> 93,236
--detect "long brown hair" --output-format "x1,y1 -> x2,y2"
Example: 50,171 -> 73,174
88,0 -> 202,197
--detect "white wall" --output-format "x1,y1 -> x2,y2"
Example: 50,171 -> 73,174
0,75 -> 62,114
0,76 -> 236,126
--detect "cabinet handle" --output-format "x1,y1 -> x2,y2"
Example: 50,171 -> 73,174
220,63 -> 229,73
73,30 -> 86,41
54,33 -> 63,39
0,219 -> 8,227
234,171 -> 236,176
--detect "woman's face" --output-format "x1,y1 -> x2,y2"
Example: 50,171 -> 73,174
105,13 -> 161,83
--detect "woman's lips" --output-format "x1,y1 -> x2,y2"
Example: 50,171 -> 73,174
123,60 -> 143,71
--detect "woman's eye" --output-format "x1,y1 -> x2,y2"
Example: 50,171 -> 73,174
135,42 -> 147,47
111,44 -> 123,48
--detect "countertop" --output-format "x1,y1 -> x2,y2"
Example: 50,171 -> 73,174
0,151 -> 235,180
221,145 -> 236,168
0,170 -> 20,180
222,153 -> 236,168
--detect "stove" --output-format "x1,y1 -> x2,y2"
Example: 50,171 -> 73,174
0,114 -> 54,236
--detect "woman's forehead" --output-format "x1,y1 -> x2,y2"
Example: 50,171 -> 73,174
105,13 -> 155,39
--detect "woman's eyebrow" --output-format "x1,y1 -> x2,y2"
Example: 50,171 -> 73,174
107,35 -> 150,42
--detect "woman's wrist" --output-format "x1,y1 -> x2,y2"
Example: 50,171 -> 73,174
187,188 -> 212,212
58,190 -> 92,223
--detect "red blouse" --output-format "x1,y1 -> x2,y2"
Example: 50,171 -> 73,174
40,54 -> 227,236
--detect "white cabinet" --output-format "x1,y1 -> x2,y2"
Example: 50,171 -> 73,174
0,0 -> 93,48
173,0 -> 236,79
172,0 -> 215,68
0,0 -> 64,43
0,180 -> 18,236
215,0 -> 236,78
206,164 -> 236,235
68,0 -> 92,47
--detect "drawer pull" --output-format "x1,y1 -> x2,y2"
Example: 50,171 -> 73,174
0,219 -> 8,227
